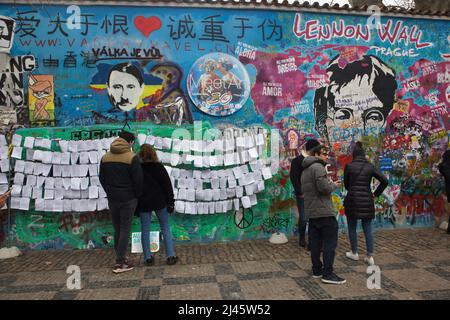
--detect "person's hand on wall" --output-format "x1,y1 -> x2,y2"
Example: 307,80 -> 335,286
167,204 -> 175,214
0,190 -> 11,208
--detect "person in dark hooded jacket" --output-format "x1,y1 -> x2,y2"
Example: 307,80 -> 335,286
343,142 -> 388,266
438,149 -> 450,234
138,144 -> 178,266
99,131 -> 143,273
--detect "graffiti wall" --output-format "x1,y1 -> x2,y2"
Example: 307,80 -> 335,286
0,3 -> 448,250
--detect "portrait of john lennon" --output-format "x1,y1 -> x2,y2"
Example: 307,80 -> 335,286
313,54 -> 398,144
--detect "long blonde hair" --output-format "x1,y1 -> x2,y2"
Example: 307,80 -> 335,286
139,144 -> 159,163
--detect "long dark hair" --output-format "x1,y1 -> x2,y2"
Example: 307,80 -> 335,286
139,144 -> 159,163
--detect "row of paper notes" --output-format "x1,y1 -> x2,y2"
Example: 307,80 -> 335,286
165,164 -> 273,182
170,171 -> 269,191
12,175 -> 103,190
173,181 -> 265,201
13,163 -> 100,177
155,147 -> 263,167
9,134 -> 115,152
137,133 -> 266,153
163,161 -> 271,179
10,197 -> 109,212
11,147 -> 106,164
10,184 -> 106,199
174,195 -> 258,214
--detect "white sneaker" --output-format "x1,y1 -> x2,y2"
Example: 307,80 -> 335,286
364,256 -> 375,266
345,251 -> 359,261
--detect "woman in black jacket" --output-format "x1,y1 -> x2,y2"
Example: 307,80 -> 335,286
438,149 -> 450,234
138,144 -> 178,266
343,142 -> 388,266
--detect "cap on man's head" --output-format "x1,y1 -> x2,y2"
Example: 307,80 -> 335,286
305,139 -> 321,152
119,131 -> 136,143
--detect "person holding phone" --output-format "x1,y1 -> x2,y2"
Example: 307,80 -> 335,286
301,139 -> 346,284
343,142 -> 388,266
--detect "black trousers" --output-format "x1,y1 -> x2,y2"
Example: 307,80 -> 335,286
308,216 -> 338,277
296,195 -> 308,245
108,199 -> 138,264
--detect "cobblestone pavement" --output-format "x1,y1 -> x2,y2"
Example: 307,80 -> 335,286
0,228 -> 449,300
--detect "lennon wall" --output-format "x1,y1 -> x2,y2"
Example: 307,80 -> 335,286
0,3 -> 448,250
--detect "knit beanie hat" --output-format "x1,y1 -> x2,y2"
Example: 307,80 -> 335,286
305,139 -> 320,152
352,142 -> 365,158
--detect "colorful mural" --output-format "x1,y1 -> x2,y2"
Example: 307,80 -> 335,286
0,3 -> 448,250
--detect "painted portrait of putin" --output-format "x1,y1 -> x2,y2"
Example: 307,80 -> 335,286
107,63 -> 144,112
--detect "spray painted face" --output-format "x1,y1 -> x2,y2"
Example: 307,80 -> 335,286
107,70 -> 144,112
326,78 -> 386,143
0,20 -> 9,39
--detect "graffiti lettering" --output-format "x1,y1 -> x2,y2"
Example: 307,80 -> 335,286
70,128 -> 122,140
261,216 -> 289,233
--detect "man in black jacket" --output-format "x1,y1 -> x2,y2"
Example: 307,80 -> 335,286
290,139 -> 321,249
100,131 -> 143,273
438,149 -> 450,234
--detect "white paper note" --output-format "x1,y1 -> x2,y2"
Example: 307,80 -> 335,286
0,159 -> 9,172
59,140 -> 69,153
71,178 -> 81,190
11,147 -> 23,159
80,177 -> 89,190
21,185 -> 32,198
70,152 -> 79,165
175,201 -> 185,213
51,152 -> 62,165
79,152 -> 89,164
11,185 -> 22,197
90,176 -> 100,186
262,167 -> 272,180
24,136 -> 35,149
88,151 -> 98,164
44,188 -> 54,200
13,172 -> 25,185
12,134 -> 22,147
97,198 -> 109,211
26,175 -> 37,186
32,187 -> 42,199
89,185 -> 99,199
0,134 -> 7,146
241,196 -> 251,208
19,197 -> 30,210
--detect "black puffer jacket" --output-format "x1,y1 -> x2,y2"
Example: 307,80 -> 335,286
344,156 -> 388,219
438,158 -> 450,203
137,162 -> 174,214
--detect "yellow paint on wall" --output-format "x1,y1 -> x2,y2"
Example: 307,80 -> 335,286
89,84 -> 163,109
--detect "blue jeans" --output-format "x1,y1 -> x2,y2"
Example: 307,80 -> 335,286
347,217 -> 374,256
140,208 -> 176,260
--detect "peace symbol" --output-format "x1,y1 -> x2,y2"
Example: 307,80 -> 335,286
234,208 -> 254,229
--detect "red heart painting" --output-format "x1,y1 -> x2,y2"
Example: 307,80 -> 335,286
134,16 -> 162,38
